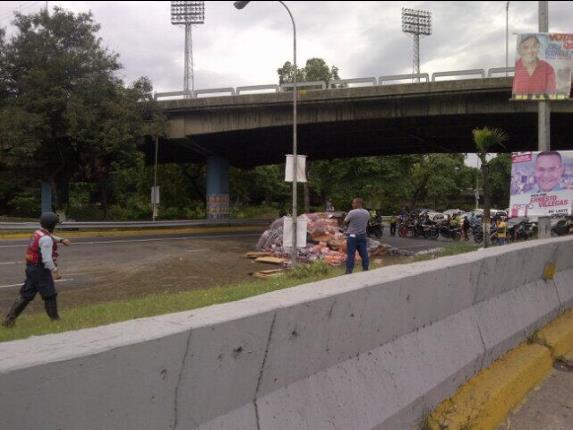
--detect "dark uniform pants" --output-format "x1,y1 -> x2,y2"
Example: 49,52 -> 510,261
346,234 -> 369,274
20,264 -> 57,301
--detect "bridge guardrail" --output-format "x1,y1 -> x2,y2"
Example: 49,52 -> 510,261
328,77 -> 377,88
432,69 -> 486,81
153,90 -> 192,100
280,80 -> 326,91
236,84 -> 280,94
194,87 -> 236,97
378,73 -> 430,84
487,67 -> 515,77
154,67 -> 513,101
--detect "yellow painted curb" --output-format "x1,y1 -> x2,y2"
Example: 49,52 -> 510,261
428,343 -> 553,430
0,225 -> 264,241
535,309 -> 573,359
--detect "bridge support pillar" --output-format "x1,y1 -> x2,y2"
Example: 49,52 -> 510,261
206,156 -> 230,219
41,181 -> 52,214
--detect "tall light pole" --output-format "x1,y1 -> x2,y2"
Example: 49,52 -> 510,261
171,1 -> 205,96
506,2 -> 510,76
152,135 -> 159,221
538,0 -> 550,152
402,8 -> 432,82
234,1 -> 299,266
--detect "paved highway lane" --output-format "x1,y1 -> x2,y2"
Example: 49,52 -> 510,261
0,231 -> 266,313
0,230 -> 446,315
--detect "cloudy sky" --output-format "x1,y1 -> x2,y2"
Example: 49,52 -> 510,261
1,1 -> 572,92
0,1 -> 571,167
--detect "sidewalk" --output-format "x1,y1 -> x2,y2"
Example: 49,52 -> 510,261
497,357 -> 573,430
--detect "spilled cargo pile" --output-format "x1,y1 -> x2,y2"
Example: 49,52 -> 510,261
254,212 -> 412,267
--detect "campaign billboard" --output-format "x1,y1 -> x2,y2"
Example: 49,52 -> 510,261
510,151 -> 573,218
512,33 -> 573,101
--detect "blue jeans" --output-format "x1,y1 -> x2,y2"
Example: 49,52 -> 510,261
346,234 -> 369,274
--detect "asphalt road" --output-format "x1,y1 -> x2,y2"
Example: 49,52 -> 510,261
0,231 -> 266,312
0,229 -> 446,314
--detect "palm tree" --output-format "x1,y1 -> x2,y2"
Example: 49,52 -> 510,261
472,127 -> 508,247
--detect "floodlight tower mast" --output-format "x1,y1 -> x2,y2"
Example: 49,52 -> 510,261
171,1 -> 205,96
401,8 -> 432,82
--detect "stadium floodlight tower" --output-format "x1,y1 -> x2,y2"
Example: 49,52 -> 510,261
171,1 -> 205,97
401,8 -> 432,82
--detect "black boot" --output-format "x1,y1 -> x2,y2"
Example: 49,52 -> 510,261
2,297 -> 30,328
44,296 -> 60,321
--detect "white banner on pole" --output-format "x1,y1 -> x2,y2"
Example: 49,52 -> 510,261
283,215 -> 308,248
285,154 -> 307,182
151,186 -> 160,205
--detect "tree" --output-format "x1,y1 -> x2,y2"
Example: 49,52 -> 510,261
277,57 -> 341,86
277,61 -> 305,85
0,8 -> 153,215
488,154 -> 512,209
69,76 -> 161,216
473,127 -> 508,247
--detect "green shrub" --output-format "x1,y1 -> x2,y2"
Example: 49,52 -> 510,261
9,192 -> 41,218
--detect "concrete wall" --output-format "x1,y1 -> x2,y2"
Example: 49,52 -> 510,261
1,237 -> 572,430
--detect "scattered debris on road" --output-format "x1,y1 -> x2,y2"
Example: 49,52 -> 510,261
255,212 -> 417,267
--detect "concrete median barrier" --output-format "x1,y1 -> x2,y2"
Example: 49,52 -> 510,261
1,236 -> 572,430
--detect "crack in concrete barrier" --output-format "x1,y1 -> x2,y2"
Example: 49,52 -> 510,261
172,330 -> 193,430
476,317 -> 488,370
254,312 -> 277,430
472,259 -> 486,305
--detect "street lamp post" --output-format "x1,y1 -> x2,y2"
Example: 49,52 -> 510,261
234,1 -> 299,266
152,135 -> 159,221
506,2 -> 510,76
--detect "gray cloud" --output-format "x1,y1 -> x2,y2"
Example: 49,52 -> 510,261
0,0 -> 572,93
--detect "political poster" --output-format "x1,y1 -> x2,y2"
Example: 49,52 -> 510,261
509,151 -> 573,218
512,33 -> 573,100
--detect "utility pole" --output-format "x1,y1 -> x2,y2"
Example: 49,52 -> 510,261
506,2 -> 510,76
538,1 -> 550,152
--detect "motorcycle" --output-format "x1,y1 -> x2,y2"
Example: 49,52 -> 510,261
366,211 -> 384,239
511,220 -> 537,241
551,219 -> 572,237
439,222 -> 462,241
422,223 -> 440,240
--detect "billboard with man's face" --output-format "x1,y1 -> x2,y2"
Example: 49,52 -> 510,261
512,33 -> 573,101
510,151 -> 573,218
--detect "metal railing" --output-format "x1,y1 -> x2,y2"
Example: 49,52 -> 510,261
379,73 -> 430,84
328,77 -> 377,88
236,84 -> 280,94
487,67 -> 515,77
194,87 -> 236,97
431,69 -> 486,81
280,80 -> 326,91
154,67 -> 512,101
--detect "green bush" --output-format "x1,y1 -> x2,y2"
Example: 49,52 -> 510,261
231,204 -> 278,219
66,205 -> 106,221
9,192 -> 41,218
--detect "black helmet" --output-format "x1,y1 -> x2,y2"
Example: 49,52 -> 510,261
40,212 -> 59,232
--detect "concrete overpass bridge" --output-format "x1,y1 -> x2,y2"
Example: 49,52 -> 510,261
147,68 -> 573,217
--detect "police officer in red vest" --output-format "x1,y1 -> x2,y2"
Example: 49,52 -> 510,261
2,212 -> 71,327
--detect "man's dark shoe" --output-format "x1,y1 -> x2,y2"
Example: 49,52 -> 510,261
2,297 -> 30,328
